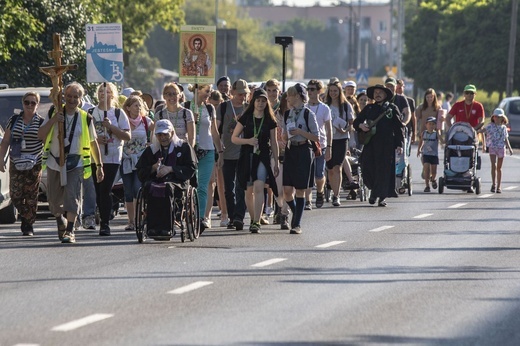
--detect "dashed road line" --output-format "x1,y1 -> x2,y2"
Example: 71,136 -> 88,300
51,314 -> 114,332
504,186 -> 518,190
315,241 -> 346,248
448,203 -> 467,209
478,193 -> 493,198
14,344 -> 40,346
413,213 -> 433,219
168,281 -> 213,294
251,258 -> 287,268
368,225 -> 394,233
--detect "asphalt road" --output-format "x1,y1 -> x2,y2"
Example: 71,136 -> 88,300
2,145 -> 520,346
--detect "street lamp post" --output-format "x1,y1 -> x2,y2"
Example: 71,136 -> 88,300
275,36 -> 293,93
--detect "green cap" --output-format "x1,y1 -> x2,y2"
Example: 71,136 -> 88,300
384,77 -> 397,86
464,84 -> 477,93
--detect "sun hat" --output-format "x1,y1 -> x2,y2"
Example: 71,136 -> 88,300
366,84 -> 393,101
141,93 -> 154,109
464,84 -> 477,93
155,119 -> 174,134
232,79 -> 250,94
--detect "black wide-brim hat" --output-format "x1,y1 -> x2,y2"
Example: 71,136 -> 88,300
366,84 -> 393,101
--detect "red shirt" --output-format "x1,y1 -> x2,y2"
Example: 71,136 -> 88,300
448,100 -> 485,128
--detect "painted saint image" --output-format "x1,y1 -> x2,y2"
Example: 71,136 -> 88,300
182,34 -> 212,77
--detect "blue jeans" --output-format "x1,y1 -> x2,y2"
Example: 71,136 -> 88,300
120,167 -> 142,202
222,159 -> 246,222
82,175 -> 96,217
196,150 -> 215,217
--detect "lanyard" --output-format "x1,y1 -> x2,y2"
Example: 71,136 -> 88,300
253,114 -> 265,138
190,102 -> 204,136
464,102 -> 474,120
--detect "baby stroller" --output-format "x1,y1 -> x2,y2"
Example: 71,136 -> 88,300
438,122 -> 481,194
395,129 -> 412,196
324,148 -> 367,202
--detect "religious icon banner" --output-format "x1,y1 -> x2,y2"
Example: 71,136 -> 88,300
179,25 -> 216,84
86,23 -> 124,83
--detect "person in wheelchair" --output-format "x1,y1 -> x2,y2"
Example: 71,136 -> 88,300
136,119 -> 197,238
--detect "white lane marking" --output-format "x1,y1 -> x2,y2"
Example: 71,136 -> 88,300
251,258 -> 287,268
504,186 -> 517,190
14,344 -> 40,346
51,314 -> 114,332
168,281 -> 213,294
478,193 -> 493,198
369,225 -> 394,233
414,213 -> 433,219
448,203 -> 467,209
315,241 -> 346,248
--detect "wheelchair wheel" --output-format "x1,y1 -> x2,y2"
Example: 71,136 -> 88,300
135,188 -> 147,243
357,166 -> 367,202
186,186 -> 200,241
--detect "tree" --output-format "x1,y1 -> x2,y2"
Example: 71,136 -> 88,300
124,46 -> 161,93
0,0 -> 44,63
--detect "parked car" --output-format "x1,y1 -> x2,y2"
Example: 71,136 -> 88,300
498,97 -> 520,146
0,126 -> 18,223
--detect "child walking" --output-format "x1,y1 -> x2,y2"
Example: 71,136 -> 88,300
417,116 -> 440,192
480,108 -> 513,193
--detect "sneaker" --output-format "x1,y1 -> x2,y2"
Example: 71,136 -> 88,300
289,226 -> 302,234
304,201 -> 312,210
220,219 -> 228,227
260,215 -> 269,225
264,206 -> 274,217
249,222 -> 261,233
125,223 -> 135,231
56,215 -> 67,240
227,221 -> 235,230
431,179 -> 438,189
280,215 -> 289,230
315,192 -> 324,208
202,218 -> 211,229
272,213 -> 281,225
233,219 -> 244,231
491,185 -> 496,193
61,231 -> 76,243
424,186 -> 431,192
82,215 -> 96,230
99,225 -> 111,236
21,221 -> 34,236
332,195 -> 341,207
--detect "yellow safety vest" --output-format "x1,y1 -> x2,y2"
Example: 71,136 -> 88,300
42,108 -> 93,179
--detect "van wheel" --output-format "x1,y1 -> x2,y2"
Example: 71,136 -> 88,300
0,200 -> 18,224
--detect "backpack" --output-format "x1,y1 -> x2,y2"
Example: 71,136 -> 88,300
283,108 -> 322,157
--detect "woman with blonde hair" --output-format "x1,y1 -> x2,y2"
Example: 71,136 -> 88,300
121,96 -> 154,230
186,83 -> 224,233
156,82 -> 195,147
90,82 -> 131,236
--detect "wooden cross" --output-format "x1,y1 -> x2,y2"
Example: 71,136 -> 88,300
39,33 -> 78,168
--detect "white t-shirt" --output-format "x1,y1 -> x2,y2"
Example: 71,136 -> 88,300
195,104 -> 215,150
307,102 -> 331,148
158,107 -> 194,142
90,106 -> 130,164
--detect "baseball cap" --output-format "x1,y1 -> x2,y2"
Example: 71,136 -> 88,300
253,88 -> 268,99
426,116 -> 437,123
155,119 -> 174,134
232,79 -> 250,94
384,77 -> 397,86
122,87 -> 135,98
343,80 -> 357,88
464,84 -> 477,93
493,108 -> 505,117
216,76 -> 230,86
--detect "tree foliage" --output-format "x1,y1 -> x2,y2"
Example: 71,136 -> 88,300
404,0 -> 520,94
124,46 -> 161,93
0,0 -> 185,88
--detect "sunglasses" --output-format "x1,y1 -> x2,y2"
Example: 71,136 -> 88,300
307,87 -> 318,91
163,92 -> 179,97
464,91 -> 475,95
23,100 -> 37,106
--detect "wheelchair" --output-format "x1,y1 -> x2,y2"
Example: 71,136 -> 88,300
134,181 -> 200,243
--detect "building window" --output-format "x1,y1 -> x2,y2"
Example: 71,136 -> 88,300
379,20 -> 387,32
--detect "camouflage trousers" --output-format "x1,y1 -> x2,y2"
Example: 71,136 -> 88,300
10,163 -> 42,225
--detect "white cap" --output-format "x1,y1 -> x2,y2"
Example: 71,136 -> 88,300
155,119 -> 174,134
343,80 -> 357,88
